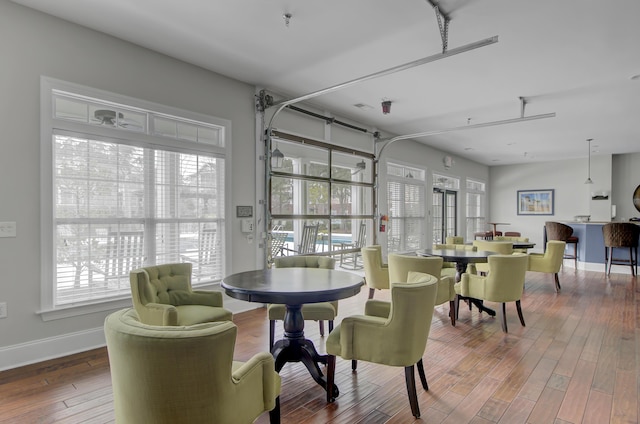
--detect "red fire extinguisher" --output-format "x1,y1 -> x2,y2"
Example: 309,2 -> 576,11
379,214 -> 388,232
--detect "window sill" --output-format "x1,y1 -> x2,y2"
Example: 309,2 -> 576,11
38,297 -> 133,322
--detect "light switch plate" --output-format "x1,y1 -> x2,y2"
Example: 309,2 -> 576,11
0,222 -> 16,237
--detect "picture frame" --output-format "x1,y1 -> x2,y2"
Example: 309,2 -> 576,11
517,189 -> 554,215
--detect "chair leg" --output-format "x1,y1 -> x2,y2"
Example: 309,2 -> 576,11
328,320 -> 334,333
607,248 -> 613,276
516,300 -> 526,327
319,320 -> 325,336
368,287 -> 375,299
454,294 -> 460,320
416,358 -> 429,391
404,365 -> 421,418
500,303 -> 508,333
554,273 -> 561,292
352,360 -> 357,371
269,396 -> 281,424
630,247 -> 636,277
269,320 -> 275,351
449,299 -> 456,326
326,355 -> 336,403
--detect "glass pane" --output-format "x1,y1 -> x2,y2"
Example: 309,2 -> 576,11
272,219 -> 329,256
331,151 -> 372,184
199,126 -> 222,147
178,123 -> 198,142
271,138 -> 328,178
153,117 -> 178,138
271,176 -> 294,215
331,184 -> 373,215
54,96 -> 88,122
303,180 -> 329,215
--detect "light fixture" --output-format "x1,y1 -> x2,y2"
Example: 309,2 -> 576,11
381,100 -> 392,115
352,160 -> 367,175
282,13 -> 292,28
585,138 -> 594,184
271,142 -> 284,169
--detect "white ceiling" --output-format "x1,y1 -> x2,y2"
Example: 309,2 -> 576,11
13,0 -> 640,165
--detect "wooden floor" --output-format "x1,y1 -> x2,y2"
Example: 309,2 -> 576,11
1,266 -> 638,423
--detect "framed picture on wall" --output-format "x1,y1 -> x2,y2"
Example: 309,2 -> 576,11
517,189 -> 554,215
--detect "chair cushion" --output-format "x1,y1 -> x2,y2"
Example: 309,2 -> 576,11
175,305 -> 233,326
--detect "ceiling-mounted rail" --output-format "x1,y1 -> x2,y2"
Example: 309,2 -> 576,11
267,36 -> 498,129
376,99 -> 556,159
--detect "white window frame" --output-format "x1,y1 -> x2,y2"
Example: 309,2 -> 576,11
386,162 -> 427,253
39,77 -> 231,320
465,178 -> 487,241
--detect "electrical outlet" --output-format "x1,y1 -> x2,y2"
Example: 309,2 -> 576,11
0,302 -> 7,319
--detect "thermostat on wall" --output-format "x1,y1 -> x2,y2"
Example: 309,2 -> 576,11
236,206 -> 253,217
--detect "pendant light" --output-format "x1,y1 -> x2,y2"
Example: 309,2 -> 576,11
584,138 -> 593,184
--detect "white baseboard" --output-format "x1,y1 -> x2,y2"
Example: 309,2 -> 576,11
565,259 -> 634,275
0,298 -> 261,372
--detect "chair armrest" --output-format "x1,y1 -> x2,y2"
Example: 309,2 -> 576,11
331,315 -> 387,359
191,290 -> 224,307
459,272 -> 486,299
364,300 -> 391,318
232,352 -> 280,410
135,302 -> 179,326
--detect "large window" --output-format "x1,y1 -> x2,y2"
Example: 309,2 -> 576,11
387,163 -> 426,253
41,78 -> 229,313
466,179 -> 486,241
432,173 -> 459,244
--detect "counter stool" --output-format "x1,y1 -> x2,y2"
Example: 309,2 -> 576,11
544,222 -> 578,268
602,222 -> 639,276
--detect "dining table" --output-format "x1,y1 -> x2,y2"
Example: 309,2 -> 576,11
221,267 -> 364,401
488,222 -> 510,237
416,248 -> 496,316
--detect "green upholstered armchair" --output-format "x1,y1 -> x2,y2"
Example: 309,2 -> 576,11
472,240 -> 514,275
494,235 -> 531,253
456,253 -> 529,332
388,253 -> 455,325
325,273 -> 438,418
528,240 -> 566,292
267,255 -> 337,349
130,263 -> 232,326
433,243 -> 477,278
104,308 -> 281,424
445,236 -> 464,245
362,245 -> 389,299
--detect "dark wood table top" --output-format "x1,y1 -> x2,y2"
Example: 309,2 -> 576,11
416,248 -> 494,263
221,268 -> 364,305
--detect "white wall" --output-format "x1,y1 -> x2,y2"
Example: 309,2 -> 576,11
489,154 -> 613,251
611,153 -> 640,221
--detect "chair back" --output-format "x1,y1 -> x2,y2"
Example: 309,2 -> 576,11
545,222 -> 574,241
298,224 -> 319,254
130,263 -> 194,311
270,231 -> 287,259
603,222 -> 640,248
483,254 -> 529,302
433,243 -> 476,251
473,240 -> 514,255
362,245 -> 390,290
105,308 -> 279,424
533,241 -> 566,273
504,231 -> 522,237
388,254 -> 443,283
445,236 -> 464,244
94,231 -> 145,282
355,222 -> 367,248
273,255 -> 335,269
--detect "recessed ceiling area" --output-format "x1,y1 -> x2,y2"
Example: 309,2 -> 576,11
12,0 -> 640,165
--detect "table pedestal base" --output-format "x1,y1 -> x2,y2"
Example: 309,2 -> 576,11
272,304 -> 339,400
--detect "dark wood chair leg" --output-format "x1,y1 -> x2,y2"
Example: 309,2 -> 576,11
319,320 -> 325,336
326,355 -> 336,403
500,303 -> 508,333
405,365 -> 420,418
328,320 -> 334,333
368,287 -> 375,299
352,359 -> 357,371
269,320 -> 275,350
449,299 -> 456,326
269,396 -> 281,424
607,249 -> 613,276
454,294 -> 460,320
416,358 -> 429,391
516,299 -> 525,327
554,273 -> 561,292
